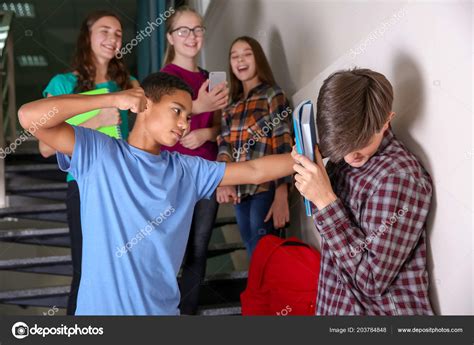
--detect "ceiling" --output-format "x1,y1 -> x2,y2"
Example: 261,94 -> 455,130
4,0 -> 138,108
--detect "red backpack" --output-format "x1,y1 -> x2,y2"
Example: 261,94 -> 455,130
241,235 -> 321,316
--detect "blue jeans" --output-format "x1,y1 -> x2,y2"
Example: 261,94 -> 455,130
234,189 -> 275,258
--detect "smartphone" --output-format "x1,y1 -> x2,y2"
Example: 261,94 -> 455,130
209,71 -> 227,92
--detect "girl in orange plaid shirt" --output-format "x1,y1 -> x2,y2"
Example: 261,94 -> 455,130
217,36 -> 293,258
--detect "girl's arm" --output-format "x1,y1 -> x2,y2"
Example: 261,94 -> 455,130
264,91 -> 293,227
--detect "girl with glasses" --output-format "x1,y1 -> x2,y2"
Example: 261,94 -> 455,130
161,6 -> 229,315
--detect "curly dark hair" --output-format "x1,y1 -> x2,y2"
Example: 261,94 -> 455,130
71,10 -> 132,93
141,72 -> 193,103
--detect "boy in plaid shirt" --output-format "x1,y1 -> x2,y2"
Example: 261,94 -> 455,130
292,68 -> 434,315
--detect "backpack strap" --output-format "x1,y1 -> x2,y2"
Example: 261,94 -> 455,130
246,235 -> 307,289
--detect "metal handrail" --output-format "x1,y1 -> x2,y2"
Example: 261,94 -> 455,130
0,11 -> 15,208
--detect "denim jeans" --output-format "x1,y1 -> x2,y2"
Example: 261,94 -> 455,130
234,188 -> 275,258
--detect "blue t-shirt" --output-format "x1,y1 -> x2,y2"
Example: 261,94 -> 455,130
57,126 -> 226,315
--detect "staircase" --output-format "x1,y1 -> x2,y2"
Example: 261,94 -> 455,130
0,139 -> 249,316
0,9 -> 248,316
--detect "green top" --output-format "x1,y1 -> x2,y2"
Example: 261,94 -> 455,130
43,72 -> 135,182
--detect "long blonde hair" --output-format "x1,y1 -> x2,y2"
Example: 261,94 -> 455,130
162,6 -> 203,67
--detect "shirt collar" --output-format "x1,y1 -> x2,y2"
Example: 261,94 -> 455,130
239,83 -> 267,101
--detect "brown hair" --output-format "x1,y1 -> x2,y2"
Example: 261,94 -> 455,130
317,68 -> 393,162
71,10 -> 132,92
163,6 -> 203,67
228,36 -> 276,102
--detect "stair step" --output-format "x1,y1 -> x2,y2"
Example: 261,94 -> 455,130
0,285 -> 69,308
0,204 -> 67,222
7,182 -> 67,201
7,182 -> 67,193
5,162 -> 65,182
197,303 -> 241,316
0,271 -> 247,309
6,163 -> 59,173
213,216 -> 237,228
0,227 -> 70,247
0,255 -> 72,275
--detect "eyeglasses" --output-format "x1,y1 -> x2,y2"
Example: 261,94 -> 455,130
170,26 -> 206,38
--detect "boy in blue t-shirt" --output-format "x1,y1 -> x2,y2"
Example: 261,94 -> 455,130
18,72 -> 294,315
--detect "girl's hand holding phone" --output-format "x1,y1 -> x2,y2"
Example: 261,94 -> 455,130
194,80 -> 229,113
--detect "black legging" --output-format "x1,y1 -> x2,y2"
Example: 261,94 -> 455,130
179,191 -> 219,315
65,180 -> 82,315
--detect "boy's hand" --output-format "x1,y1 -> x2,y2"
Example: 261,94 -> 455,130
194,80 -> 229,113
113,87 -> 148,114
292,145 -> 337,210
216,186 -> 240,204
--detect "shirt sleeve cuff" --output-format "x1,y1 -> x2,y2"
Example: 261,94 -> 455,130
313,198 -> 349,235
313,198 -> 353,259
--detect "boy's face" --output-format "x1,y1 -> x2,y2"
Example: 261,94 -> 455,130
143,90 -> 193,147
343,114 -> 393,168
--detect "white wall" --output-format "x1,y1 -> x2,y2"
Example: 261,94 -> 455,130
196,0 -> 473,315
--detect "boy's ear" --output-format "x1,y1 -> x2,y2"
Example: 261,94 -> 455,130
145,98 -> 153,112
383,111 -> 396,131
139,98 -> 153,116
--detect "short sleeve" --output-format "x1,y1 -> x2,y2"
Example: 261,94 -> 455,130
42,74 -> 76,97
56,126 -> 112,182
179,155 -> 226,200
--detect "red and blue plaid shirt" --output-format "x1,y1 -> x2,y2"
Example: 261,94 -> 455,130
313,128 -> 434,315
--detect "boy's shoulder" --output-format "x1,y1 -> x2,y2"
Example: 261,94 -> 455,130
378,134 -> 429,180
74,126 -> 117,151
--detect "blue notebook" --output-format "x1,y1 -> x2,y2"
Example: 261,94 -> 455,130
293,100 -> 319,216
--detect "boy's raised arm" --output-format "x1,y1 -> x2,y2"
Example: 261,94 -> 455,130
18,88 -> 147,156
219,153 -> 294,187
